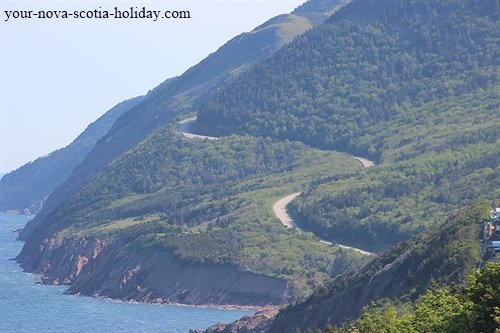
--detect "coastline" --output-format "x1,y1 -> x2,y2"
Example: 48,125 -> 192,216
81,293 -> 273,312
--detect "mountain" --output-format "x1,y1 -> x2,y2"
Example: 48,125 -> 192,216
18,0 -> 348,240
194,0 -> 499,251
17,127 -> 367,305
196,0 -> 498,158
336,262 -> 500,333
0,97 -> 143,214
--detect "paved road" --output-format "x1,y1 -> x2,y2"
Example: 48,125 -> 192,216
179,118 -> 376,169
272,193 -> 374,256
273,192 -> 302,229
178,117 -> 217,140
353,156 -> 375,168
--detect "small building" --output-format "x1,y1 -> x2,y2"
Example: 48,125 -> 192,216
492,241 -> 500,252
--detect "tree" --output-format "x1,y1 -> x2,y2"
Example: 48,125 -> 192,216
467,263 -> 500,333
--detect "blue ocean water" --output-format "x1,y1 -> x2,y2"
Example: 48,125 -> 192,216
0,213 -> 252,333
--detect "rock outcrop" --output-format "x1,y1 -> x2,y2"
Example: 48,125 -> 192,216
18,236 -> 289,307
190,307 -> 278,333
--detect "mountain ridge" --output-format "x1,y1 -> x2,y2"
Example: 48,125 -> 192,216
0,96 -> 143,213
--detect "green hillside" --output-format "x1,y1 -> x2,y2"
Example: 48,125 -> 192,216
302,262 -> 500,333
14,0 -> 500,320
18,0 -> 347,240
289,144 -> 499,251
194,0 -> 499,251
196,0 -> 498,159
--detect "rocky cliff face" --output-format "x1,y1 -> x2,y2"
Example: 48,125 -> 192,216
188,204 -> 486,333
17,235 -> 289,307
190,308 -> 278,333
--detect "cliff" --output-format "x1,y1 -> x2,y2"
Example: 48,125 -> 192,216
192,201 -> 488,332
15,131 -> 364,307
18,235 -> 289,307
190,308 -> 279,333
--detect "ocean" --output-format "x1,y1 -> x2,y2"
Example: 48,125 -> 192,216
0,213 -> 252,333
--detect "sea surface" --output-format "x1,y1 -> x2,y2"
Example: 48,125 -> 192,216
0,213 -> 252,333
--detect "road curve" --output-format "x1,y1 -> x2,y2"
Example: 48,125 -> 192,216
353,156 -> 375,168
273,193 -> 374,256
178,117 -> 376,170
178,117 -> 218,140
272,192 -> 302,229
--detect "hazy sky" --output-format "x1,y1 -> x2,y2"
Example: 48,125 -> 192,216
1,0 -> 305,173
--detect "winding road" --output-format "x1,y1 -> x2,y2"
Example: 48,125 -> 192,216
272,193 -> 302,229
178,116 -> 375,256
353,156 -> 375,168
271,192 -> 374,256
178,117 -> 217,140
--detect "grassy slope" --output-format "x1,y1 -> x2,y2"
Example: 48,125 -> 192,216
18,0 -> 347,240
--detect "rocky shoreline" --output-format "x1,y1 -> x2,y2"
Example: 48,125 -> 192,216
189,307 -> 279,333
17,234 -> 290,309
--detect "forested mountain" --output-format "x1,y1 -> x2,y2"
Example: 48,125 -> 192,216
193,201 -> 494,333
195,0 -> 499,251
289,143 -> 499,251
18,0 -> 347,240
0,97 -> 143,213
196,0 -> 498,159
330,262 -> 500,333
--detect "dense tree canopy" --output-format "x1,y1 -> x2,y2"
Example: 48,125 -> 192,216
318,263 -> 500,333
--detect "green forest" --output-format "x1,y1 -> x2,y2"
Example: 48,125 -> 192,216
269,200 -> 497,331
197,0 -> 498,158
313,262 -> 500,333
290,143 -> 499,251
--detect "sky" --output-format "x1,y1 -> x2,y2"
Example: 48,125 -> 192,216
0,0 -> 305,173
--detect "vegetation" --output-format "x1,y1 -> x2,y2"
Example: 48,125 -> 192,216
17,0 -> 345,240
15,0 -> 500,316
290,144 -> 499,251
313,263 -> 500,333
197,0 -> 498,159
